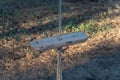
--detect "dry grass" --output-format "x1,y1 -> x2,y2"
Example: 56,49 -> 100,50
0,0 -> 120,80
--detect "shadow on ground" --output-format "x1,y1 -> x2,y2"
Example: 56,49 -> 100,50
48,39 -> 120,80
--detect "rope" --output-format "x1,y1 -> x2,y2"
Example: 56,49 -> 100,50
57,0 -> 63,80
57,47 -> 62,80
58,0 -> 62,35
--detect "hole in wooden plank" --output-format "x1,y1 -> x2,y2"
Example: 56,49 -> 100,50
36,41 -> 39,44
41,46 -> 44,49
73,35 -> 76,37
66,41 -> 73,44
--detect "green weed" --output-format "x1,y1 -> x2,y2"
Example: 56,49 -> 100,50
0,25 -> 3,30
98,24 -> 111,31
63,19 -> 111,35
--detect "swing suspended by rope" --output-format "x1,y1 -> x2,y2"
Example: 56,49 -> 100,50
29,0 -> 88,80
29,0 -> 88,52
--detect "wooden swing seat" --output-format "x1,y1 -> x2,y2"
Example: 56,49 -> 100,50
30,32 -> 88,52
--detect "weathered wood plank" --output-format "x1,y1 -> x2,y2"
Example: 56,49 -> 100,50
30,32 -> 88,51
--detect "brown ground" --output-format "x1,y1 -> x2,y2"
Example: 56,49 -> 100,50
0,1 -> 120,80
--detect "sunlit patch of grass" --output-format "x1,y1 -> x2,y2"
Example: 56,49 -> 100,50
63,19 -> 112,35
